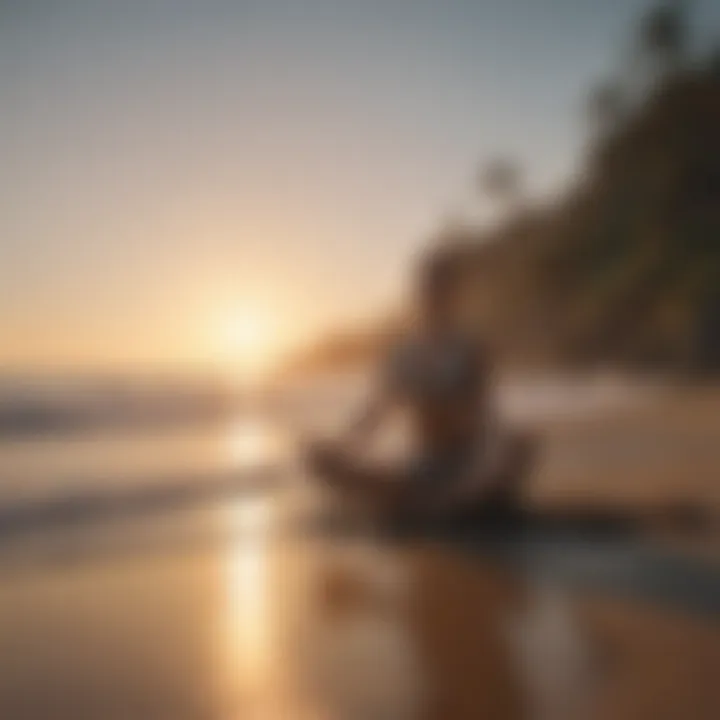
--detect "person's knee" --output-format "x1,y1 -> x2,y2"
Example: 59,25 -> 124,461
304,437 -> 348,478
303,438 -> 331,470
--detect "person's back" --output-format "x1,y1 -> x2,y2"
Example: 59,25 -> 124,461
306,251 -> 532,515
385,328 -> 488,457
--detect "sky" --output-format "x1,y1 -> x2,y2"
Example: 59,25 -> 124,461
1,0 -> 718,372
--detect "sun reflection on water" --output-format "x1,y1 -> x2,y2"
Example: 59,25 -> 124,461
220,418 -> 280,716
226,498 -> 272,688
224,418 -> 283,469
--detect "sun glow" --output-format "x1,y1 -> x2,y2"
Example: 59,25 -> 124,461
216,307 -> 281,380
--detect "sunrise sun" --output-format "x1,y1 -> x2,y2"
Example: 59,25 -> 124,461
217,308 -> 280,379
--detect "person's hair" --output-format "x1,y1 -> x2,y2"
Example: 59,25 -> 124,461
417,251 -> 458,303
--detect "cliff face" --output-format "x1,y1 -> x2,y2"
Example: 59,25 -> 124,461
440,63 -> 720,372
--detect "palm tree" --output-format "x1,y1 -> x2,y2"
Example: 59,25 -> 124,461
637,1 -> 688,77
478,158 -> 522,210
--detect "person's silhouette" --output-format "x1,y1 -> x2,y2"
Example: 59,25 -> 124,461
308,252 -> 534,516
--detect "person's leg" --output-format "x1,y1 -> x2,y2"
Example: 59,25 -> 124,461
412,431 -> 537,516
305,439 -> 416,509
482,429 -> 537,507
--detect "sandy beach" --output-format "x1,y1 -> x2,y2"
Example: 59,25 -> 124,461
0,379 -> 717,719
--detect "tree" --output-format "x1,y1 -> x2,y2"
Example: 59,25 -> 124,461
478,158 -> 522,209
637,1 -> 688,77
708,44 -> 720,82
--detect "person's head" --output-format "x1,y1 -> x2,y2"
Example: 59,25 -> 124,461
415,252 -> 459,327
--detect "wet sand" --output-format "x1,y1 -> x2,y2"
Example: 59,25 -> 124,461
0,386 -> 718,719
0,488 -> 717,720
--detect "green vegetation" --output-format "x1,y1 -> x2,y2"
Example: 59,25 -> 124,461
437,1 -> 719,371
290,2 -> 720,375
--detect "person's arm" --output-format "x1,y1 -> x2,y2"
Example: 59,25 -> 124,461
301,379 -> 391,475
343,383 -> 391,445
343,342 -> 404,445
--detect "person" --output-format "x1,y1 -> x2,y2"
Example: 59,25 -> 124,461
307,252 -> 533,516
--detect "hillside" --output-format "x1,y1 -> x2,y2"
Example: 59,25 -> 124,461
286,5 -> 720,376
437,60 -> 720,371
